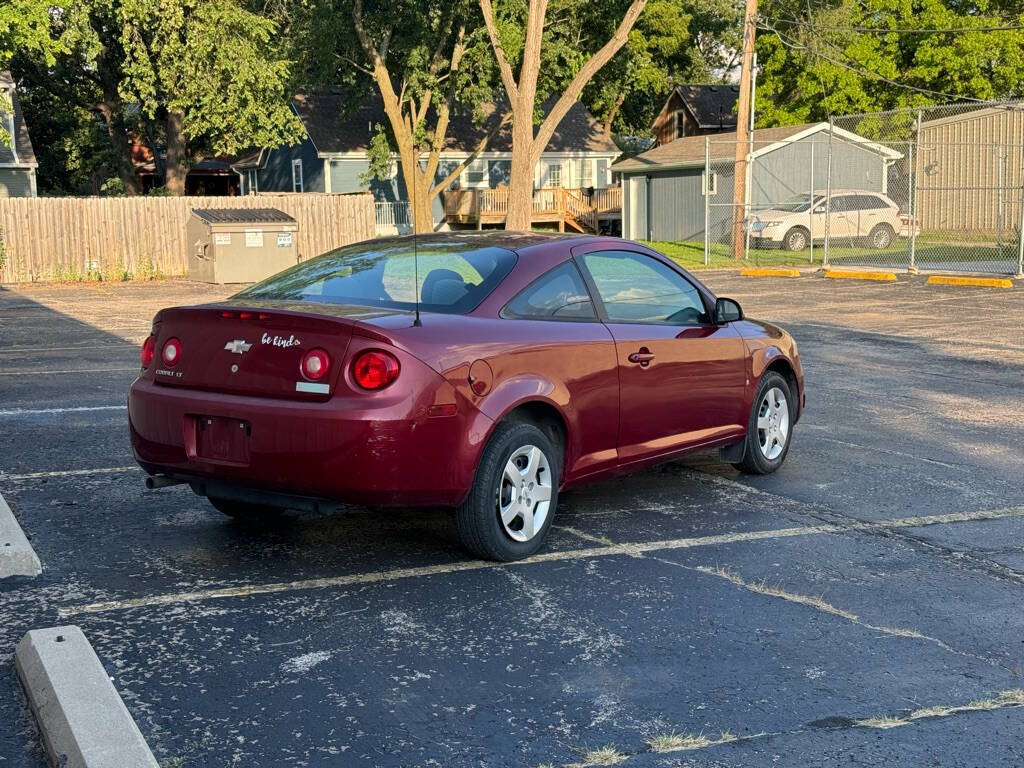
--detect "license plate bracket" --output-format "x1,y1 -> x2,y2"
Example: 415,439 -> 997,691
185,415 -> 251,465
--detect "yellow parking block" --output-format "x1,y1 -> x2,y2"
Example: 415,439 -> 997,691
740,267 -> 801,278
926,275 -> 1014,289
825,269 -> 897,282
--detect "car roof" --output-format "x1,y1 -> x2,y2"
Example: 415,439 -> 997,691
372,231 -> 594,251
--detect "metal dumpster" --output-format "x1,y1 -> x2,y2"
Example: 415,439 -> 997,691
187,208 -> 298,284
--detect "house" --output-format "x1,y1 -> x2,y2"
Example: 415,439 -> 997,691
0,71 -> 38,197
651,84 -> 740,147
232,91 -> 621,225
612,122 -> 904,242
916,103 -> 1024,233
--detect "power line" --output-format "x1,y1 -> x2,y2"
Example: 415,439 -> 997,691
757,19 -> 988,103
761,16 -> 1024,34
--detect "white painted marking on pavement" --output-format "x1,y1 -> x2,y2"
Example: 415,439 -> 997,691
0,368 -> 137,376
59,505 -> 1024,617
0,405 -> 126,417
0,466 -> 140,482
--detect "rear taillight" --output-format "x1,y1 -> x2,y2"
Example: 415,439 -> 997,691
162,337 -> 182,366
351,350 -> 400,391
301,348 -> 331,381
140,335 -> 156,368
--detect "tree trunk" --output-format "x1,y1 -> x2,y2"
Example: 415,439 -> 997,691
165,109 -> 188,196
400,157 -> 435,234
505,117 -> 537,231
603,92 -> 626,138
97,94 -> 140,196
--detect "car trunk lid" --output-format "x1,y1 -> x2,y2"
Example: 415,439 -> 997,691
150,302 -> 409,400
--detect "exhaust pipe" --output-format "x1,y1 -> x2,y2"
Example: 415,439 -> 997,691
145,475 -> 185,490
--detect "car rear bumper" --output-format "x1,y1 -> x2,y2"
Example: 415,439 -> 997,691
128,375 -> 491,508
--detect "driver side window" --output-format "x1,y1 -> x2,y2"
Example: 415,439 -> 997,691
579,250 -> 709,325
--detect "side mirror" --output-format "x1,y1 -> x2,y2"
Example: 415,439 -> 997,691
813,206 -> 826,214
715,297 -> 743,324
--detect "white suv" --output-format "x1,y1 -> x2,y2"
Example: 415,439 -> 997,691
749,190 -> 916,251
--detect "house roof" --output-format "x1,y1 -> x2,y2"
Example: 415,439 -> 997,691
0,71 -> 37,167
918,102 -> 1024,130
670,84 -> 740,129
288,90 -> 620,157
612,122 -> 903,173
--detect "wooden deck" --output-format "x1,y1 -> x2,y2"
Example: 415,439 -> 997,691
443,186 -> 621,233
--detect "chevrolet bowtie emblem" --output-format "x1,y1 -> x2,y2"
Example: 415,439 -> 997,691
224,339 -> 252,355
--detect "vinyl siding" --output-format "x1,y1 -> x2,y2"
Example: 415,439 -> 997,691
0,168 -> 33,197
622,132 -> 892,241
255,137 -> 324,193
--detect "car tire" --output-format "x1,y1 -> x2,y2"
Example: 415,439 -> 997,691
455,421 -> 560,561
208,497 -> 284,519
783,227 -> 809,252
869,223 -> 895,249
732,372 -> 794,475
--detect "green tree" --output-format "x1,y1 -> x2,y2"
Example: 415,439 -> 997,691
583,0 -> 695,137
755,0 -> 1024,126
279,0 -> 508,233
120,0 -> 304,194
479,0 -> 647,230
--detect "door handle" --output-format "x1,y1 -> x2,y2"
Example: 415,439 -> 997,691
628,349 -> 655,366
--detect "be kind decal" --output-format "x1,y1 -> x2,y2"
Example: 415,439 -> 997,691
262,333 -> 302,348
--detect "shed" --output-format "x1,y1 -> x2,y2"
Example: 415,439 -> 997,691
612,122 -> 904,242
917,104 -> 1024,233
187,208 -> 298,284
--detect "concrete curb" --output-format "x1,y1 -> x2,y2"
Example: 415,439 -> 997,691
926,275 -> 1014,289
824,269 -> 898,282
0,490 -> 41,578
15,626 -> 159,768
740,267 -> 802,278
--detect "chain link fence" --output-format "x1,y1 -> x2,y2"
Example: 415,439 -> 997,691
689,101 -> 1024,275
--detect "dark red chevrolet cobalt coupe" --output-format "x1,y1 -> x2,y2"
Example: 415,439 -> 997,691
130,233 -> 803,560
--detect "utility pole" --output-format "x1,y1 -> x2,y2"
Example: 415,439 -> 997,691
730,0 -> 758,259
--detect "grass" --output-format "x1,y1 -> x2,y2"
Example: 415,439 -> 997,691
858,689 -> 1024,730
648,730 -> 738,753
577,746 -> 629,765
643,236 -> 1020,272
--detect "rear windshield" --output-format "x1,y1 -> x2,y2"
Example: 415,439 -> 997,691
235,239 -> 517,314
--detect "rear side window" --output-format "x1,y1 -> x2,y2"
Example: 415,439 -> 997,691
502,261 -> 596,320
236,239 -> 517,314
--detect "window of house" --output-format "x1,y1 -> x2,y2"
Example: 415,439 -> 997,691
502,261 -> 596,320
675,111 -> 686,139
546,163 -> 562,188
579,250 -> 709,325
292,159 -> 304,193
464,159 -> 487,187
578,159 -> 594,188
702,171 -> 717,196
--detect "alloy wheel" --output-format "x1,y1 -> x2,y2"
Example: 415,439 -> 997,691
757,387 -> 790,460
496,445 -> 553,542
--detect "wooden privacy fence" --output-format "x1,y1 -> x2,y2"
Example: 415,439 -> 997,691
0,193 -> 376,283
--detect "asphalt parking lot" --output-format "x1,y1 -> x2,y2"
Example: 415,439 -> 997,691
1,273 -> 1022,767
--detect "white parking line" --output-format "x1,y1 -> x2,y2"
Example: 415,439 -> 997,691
0,466 -> 140,482
0,367 -> 137,376
0,405 -> 126,417
59,505 -> 1024,617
